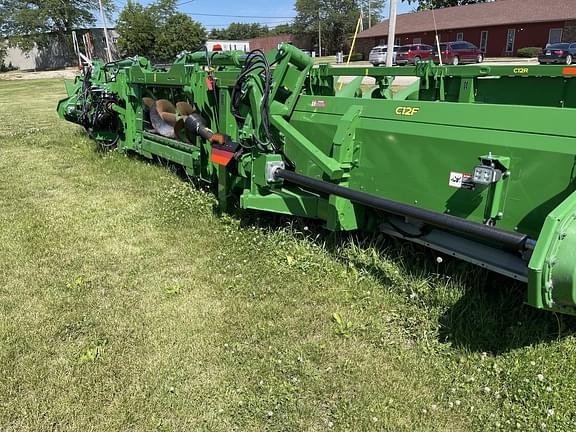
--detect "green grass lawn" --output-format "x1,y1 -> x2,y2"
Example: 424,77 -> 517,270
1,79 -> 576,431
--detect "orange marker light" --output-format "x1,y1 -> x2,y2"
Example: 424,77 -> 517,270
211,148 -> 234,166
563,67 -> 576,75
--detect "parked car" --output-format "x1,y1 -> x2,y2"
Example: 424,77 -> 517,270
433,41 -> 484,65
369,45 -> 401,66
539,43 -> 576,65
396,44 -> 434,65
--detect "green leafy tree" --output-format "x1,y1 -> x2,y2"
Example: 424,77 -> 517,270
116,0 -> 206,62
293,0 -> 385,55
115,1 -> 156,58
270,23 -> 294,36
0,0 -> 114,50
209,23 -> 270,40
0,41 -> 7,71
154,13 -> 206,60
404,0 -> 488,10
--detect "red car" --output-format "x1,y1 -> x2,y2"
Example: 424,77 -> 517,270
396,44 -> 434,65
433,41 -> 484,65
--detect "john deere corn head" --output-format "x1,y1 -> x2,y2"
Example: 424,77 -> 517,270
57,45 -> 576,315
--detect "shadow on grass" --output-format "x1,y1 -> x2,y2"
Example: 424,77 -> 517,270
235,211 -> 576,354
438,279 -> 576,354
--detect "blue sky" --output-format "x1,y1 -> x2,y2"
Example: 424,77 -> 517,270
102,0 -> 417,30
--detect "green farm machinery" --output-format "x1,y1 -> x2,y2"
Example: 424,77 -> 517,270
57,45 -> 576,315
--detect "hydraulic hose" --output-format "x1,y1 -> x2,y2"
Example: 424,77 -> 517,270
274,168 -> 531,250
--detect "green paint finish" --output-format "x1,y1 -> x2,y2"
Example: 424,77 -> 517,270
57,48 -> 576,315
528,192 -> 576,315
241,188 -> 321,218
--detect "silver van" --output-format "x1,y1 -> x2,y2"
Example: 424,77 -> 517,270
369,45 -> 401,66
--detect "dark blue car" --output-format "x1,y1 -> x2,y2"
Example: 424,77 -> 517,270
539,42 -> 576,65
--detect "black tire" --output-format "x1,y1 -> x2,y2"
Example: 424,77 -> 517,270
414,56 -> 422,64
566,54 -> 573,65
452,56 -> 460,66
476,54 -> 484,63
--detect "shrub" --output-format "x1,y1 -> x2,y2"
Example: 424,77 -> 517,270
0,42 -> 6,70
344,52 -> 364,62
517,47 -> 542,58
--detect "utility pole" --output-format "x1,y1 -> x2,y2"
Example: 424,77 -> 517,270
385,0 -> 397,67
359,1 -> 364,31
98,0 -> 113,62
368,0 -> 371,28
318,9 -> 322,57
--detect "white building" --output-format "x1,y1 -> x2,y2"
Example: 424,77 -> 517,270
205,40 -> 250,52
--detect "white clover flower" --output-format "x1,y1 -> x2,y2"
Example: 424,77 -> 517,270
328,421 -> 334,428
546,386 -> 552,392
455,400 -> 461,406
530,361 -> 536,366
483,386 -> 491,393
547,408 -> 555,417
431,404 -> 437,410
448,402 -> 454,408
537,374 -> 544,381
372,417 -> 378,423
267,411 -> 273,417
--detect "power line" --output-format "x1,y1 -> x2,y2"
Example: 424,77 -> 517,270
204,22 -> 293,27
185,12 -> 295,19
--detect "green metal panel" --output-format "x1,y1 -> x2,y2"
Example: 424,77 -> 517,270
56,47 -> 576,315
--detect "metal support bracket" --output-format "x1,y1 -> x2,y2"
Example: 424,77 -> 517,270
327,105 -> 364,230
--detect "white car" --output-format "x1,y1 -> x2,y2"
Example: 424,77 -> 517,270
369,45 -> 401,66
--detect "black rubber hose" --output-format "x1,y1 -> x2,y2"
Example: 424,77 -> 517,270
274,168 -> 530,250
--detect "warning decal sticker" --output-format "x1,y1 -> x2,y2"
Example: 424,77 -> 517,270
449,172 -> 473,189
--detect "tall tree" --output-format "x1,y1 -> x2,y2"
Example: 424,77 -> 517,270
404,0 -> 489,10
293,0 -> 385,55
270,23 -> 294,36
0,42 -> 6,70
154,13 -> 206,60
209,23 -> 270,40
0,0 -> 114,50
115,1 -> 156,58
116,0 -> 206,62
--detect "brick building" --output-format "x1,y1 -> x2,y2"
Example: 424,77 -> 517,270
356,0 -> 576,58
248,34 -> 312,52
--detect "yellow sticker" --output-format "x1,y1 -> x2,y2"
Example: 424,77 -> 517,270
513,67 -> 529,74
395,106 -> 420,116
